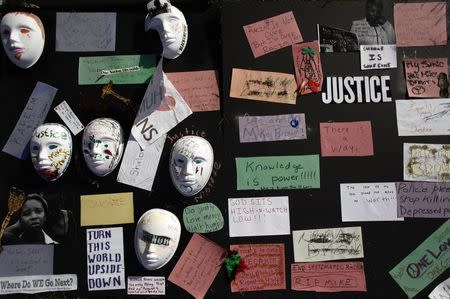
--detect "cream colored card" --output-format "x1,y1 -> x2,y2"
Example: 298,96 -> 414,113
80,192 -> 134,226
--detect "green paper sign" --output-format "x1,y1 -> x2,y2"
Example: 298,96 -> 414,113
389,219 -> 450,298
78,54 -> 156,85
183,203 -> 224,233
235,155 -> 320,190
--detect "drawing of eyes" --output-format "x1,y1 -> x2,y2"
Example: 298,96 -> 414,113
2,28 -> 10,36
193,158 -> 205,164
20,28 -> 30,34
48,144 -> 59,150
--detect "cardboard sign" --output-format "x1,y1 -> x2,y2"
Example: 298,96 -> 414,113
292,41 -> 323,94
86,227 -> 125,291
0,245 -> 53,277
293,227 -> 364,262
230,243 -> 286,292
228,196 -> 290,237
0,274 -> 77,295
80,192 -> 134,226
404,143 -> 450,182
340,182 -> 403,222
396,182 -> 450,218
127,277 -> 165,295
291,262 -> 367,292
243,11 -> 303,58
320,121 -> 374,157
235,155 -> 320,190
230,68 -> 297,105
405,58 -> 448,98
429,277 -> 450,299
394,2 -> 447,47
183,203 -> 224,233
54,101 -> 84,135
389,219 -> 450,299
238,113 -> 307,143
360,45 -> 397,70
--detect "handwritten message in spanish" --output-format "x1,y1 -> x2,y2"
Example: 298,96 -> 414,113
320,121 -> 374,157
0,245 -> 53,277
230,243 -> 286,292
404,58 -> 448,98
127,276 -> 165,295
80,192 -> 134,226
236,155 -> 320,190
243,11 -> 303,58
238,113 -> 306,143
291,262 -> 367,292
183,203 -> 224,234
404,143 -> 450,182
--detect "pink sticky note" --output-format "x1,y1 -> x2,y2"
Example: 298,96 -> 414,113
320,121 -> 374,157
394,2 -> 447,47
243,11 -> 303,58
166,70 -> 220,112
291,262 -> 367,292
230,243 -> 286,292
168,234 -> 226,299
404,58 -> 448,98
292,41 -> 323,95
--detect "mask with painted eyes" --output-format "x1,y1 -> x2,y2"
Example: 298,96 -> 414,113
30,123 -> 72,181
82,118 -> 124,177
0,12 -> 45,69
134,208 -> 181,270
169,136 -> 214,197
145,0 -> 188,59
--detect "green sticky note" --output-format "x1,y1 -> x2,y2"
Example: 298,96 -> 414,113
236,155 -> 320,190
389,219 -> 450,298
183,203 -> 224,233
78,54 -> 156,85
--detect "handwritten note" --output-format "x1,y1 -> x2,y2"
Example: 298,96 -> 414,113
127,276 -> 165,295
230,68 -> 297,105
404,58 -> 448,98
228,196 -> 290,237
291,262 -> 367,292
80,192 -> 134,226
292,41 -> 323,94
394,2 -> 447,47
56,12 -> 116,52
396,182 -> 450,218
429,277 -> 450,299
0,245 -> 53,277
243,11 -> 302,58
86,227 -> 125,291
54,101 -> 84,135
389,219 -> 450,299
238,113 -> 306,143
168,234 -> 225,299
183,203 -> 224,233
2,82 -> 57,159
78,55 -> 156,85
320,121 -> 374,157
340,182 -> 403,222
166,70 -> 220,112
235,155 -> 320,190
360,45 -> 397,70
404,143 -> 450,182
230,243 -> 286,292
0,274 -> 77,295
293,227 -> 364,262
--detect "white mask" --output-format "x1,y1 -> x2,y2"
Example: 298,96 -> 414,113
145,0 -> 188,59
1,12 -> 45,69
169,136 -> 214,197
30,123 -> 72,181
134,209 -> 181,270
82,118 -> 124,177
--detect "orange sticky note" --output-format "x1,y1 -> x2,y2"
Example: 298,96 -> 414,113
320,121 -> 374,157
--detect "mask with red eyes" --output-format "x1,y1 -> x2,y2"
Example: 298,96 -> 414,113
82,118 -> 124,177
0,12 -> 45,69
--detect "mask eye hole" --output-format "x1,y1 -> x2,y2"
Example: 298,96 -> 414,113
32,145 -> 39,151
2,29 -> 10,36
20,29 -> 30,34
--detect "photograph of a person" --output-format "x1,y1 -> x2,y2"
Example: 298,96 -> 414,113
350,0 -> 396,45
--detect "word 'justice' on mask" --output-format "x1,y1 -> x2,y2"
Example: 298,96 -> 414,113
82,118 -> 124,177
1,12 -> 45,69
169,136 -> 214,197
30,123 -> 72,182
144,0 -> 188,59
134,209 -> 181,271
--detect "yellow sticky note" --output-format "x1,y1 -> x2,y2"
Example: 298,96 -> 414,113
80,192 -> 134,226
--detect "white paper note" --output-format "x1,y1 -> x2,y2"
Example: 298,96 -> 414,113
293,227 -> 364,262
396,99 -> 450,136
404,143 -> 450,182
2,82 -> 57,159
56,12 -> 116,52
127,276 -> 165,295
340,182 -> 403,222
228,196 -> 290,237
54,101 -> 84,135
0,274 -> 77,295
360,44 -> 397,70
0,245 -> 53,277
86,227 -> 125,291
429,277 -> 450,299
